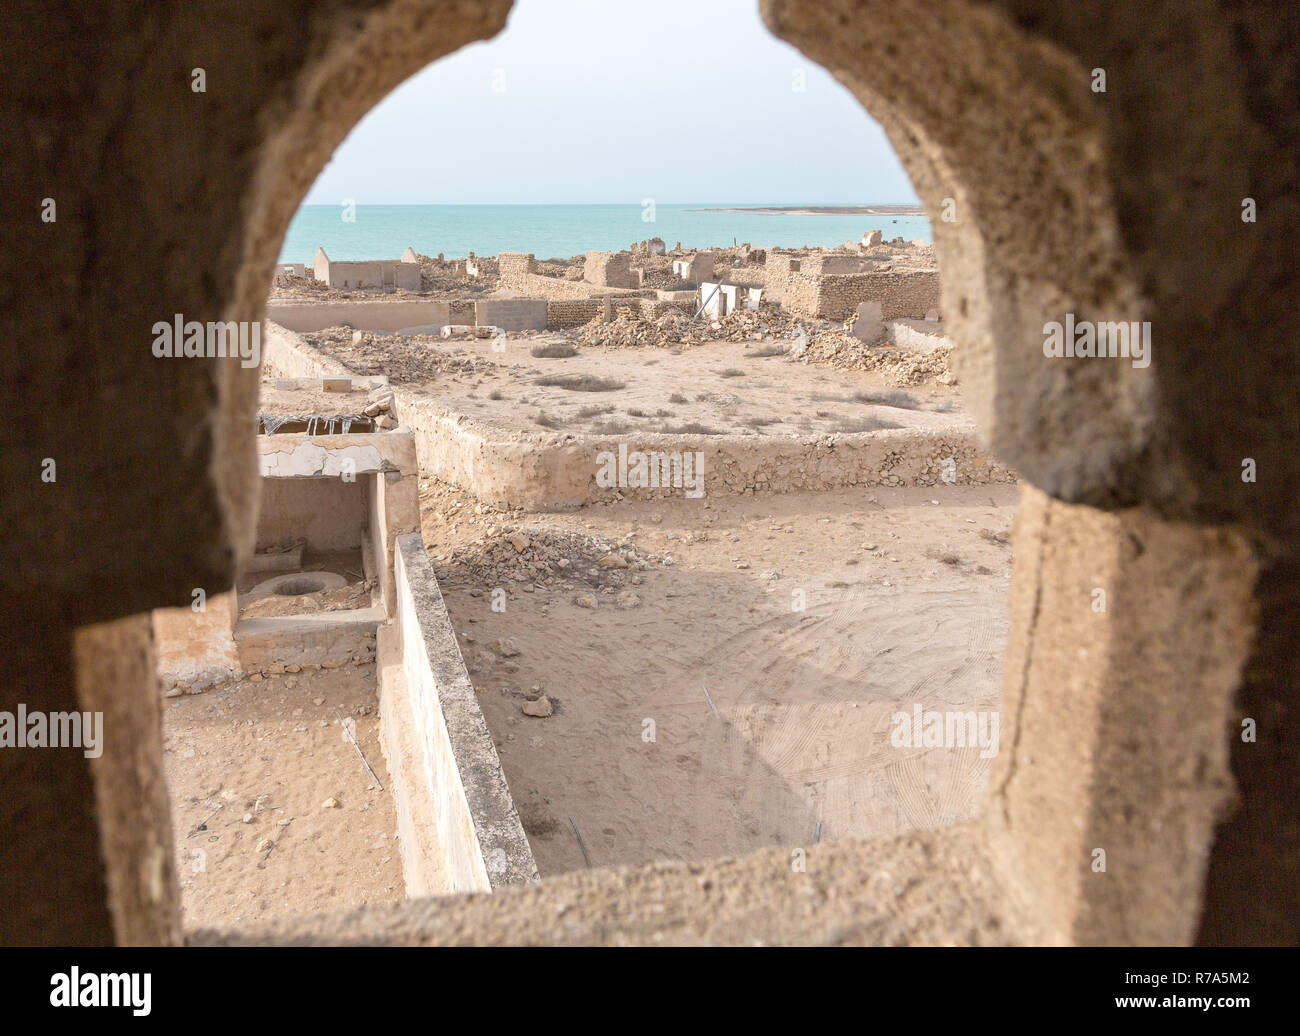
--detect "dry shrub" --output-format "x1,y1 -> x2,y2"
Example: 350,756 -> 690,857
535,374 -> 625,392
853,389 -> 921,409
530,343 -> 578,358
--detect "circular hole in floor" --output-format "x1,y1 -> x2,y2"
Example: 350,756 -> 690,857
274,577 -> 327,596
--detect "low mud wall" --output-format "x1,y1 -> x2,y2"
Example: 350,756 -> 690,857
264,322 -> 1016,511
267,300 -> 453,333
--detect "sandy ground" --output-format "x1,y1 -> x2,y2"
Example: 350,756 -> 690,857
422,478 -> 1016,877
303,329 -> 966,439
167,324 -> 1010,910
163,662 -> 404,929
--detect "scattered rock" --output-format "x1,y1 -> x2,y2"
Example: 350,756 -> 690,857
522,696 -> 553,718
321,797 -> 339,810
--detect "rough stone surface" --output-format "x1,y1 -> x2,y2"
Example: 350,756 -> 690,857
190,826 -> 1040,946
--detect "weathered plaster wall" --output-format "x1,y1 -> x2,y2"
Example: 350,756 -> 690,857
256,427 -> 418,613
313,248 -> 421,290
473,298 -> 547,332
267,300 -> 453,333
152,592 -> 240,695
257,475 -> 368,551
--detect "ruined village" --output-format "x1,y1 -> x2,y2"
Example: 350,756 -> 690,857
154,231 -> 1019,927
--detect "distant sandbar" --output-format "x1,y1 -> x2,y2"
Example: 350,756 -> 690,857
690,204 -> 925,216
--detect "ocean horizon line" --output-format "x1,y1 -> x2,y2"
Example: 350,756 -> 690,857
292,201 -> 926,209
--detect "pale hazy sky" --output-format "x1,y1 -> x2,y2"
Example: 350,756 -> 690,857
303,0 -> 917,205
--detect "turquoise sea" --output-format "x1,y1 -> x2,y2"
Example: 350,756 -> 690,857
278,204 -> 932,264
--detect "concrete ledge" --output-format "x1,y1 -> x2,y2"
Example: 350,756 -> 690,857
234,608 -> 383,670
386,534 -> 538,892
378,623 -> 449,897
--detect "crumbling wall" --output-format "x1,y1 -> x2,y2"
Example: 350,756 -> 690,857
782,270 -> 941,321
672,252 -> 715,283
827,271 -> 938,321
583,250 -> 638,288
784,272 -> 822,315
722,264 -> 768,288
546,296 -> 695,328
801,255 -> 865,275
546,299 -> 602,328
764,253 -> 802,303
497,252 -> 537,292
640,296 -> 697,319
499,251 -> 652,301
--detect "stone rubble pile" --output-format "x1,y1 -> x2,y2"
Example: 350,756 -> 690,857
555,301 -> 952,386
797,337 -> 956,386
413,251 -> 500,296
304,326 -> 508,385
437,526 -> 666,603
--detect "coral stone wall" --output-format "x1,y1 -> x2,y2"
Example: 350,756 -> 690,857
583,250 -> 637,288
812,271 -> 941,321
